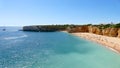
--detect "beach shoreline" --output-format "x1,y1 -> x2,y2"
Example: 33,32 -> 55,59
71,33 -> 120,53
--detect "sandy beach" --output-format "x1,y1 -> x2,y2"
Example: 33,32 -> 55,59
72,33 -> 120,53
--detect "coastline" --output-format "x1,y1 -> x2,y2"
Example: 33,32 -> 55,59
71,33 -> 120,53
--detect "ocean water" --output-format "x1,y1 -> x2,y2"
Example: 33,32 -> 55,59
0,27 -> 120,68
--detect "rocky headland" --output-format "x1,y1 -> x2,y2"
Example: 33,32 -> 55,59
23,25 -> 69,32
23,23 -> 120,37
23,23 -> 120,53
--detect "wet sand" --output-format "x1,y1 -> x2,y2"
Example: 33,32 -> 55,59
72,33 -> 120,53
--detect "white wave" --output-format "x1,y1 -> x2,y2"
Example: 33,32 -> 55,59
4,35 -> 28,40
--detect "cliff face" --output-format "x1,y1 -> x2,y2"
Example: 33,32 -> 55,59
67,27 -> 76,33
23,25 -> 120,38
88,26 -> 96,33
95,28 -> 102,35
88,26 -> 102,35
23,26 -> 39,31
102,28 -> 118,37
102,28 -> 111,36
23,25 -> 67,32
118,29 -> 120,38
67,26 -> 89,33
109,28 -> 118,37
88,26 -> 118,37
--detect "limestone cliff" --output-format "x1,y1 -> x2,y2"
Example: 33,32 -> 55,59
88,26 -> 102,35
102,28 -> 111,36
23,25 -> 67,32
23,26 -> 39,31
23,24 -> 120,38
95,28 -> 102,35
118,29 -> 120,38
88,26 -> 96,33
102,28 -> 118,37
67,26 -> 89,33
109,28 -> 118,37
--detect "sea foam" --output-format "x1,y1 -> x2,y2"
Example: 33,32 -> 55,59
4,35 -> 28,40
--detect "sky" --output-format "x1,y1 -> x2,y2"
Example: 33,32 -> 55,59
0,0 -> 120,26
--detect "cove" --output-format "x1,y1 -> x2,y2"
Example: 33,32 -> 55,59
0,30 -> 120,68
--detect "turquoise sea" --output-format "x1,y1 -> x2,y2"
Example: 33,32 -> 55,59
0,27 -> 120,68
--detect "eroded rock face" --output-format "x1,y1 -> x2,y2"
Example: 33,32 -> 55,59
88,26 -> 96,33
102,28 -> 111,36
102,28 -> 118,37
67,27 -> 76,33
67,26 -> 89,33
109,28 -> 118,37
23,26 -> 61,32
88,26 -> 92,33
88,26 -> 102,35
95,28 -> 102,35
23,26 -> 39,31
79,26 -> 89,32
118,28 -> 120,38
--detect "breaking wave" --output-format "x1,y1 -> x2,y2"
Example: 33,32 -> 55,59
4,35 -> 28,40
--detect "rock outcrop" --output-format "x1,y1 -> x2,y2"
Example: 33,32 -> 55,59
88,26 -> 102,35
109,28 -> 118,37
88,26 -> 96,33
95,28 -> 102,35
23,24 -> 120,38
67,26 -> 89,33
23,25 -> 66,32
23,26 -> 39,31
118,29 -> 120,38
102,28 -> 118,37
102,28 -> 111,36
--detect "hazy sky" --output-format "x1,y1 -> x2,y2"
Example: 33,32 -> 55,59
0,0 -> 120,26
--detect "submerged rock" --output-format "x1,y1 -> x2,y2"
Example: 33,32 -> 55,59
2,29 -> 6,31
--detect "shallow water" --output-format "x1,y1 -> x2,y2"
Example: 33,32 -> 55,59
0,27 -> 120,68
